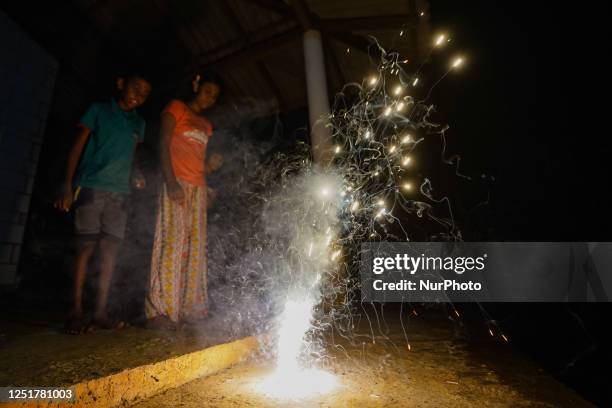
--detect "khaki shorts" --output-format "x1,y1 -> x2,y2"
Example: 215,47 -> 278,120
73,187 -> 128,240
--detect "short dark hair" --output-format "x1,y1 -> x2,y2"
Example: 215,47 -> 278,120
177,71 -> 223,103
123,73 -> 152,85
113,61 -> 153,85
197,71 -> 224,88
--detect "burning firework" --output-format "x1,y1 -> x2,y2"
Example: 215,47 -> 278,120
207,28 -> 502,401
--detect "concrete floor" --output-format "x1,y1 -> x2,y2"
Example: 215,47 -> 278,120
0,305 -> 596,407
0,314 -> 249,387
133,309 -> 593,408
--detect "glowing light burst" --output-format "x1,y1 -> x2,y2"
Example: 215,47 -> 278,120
248,171 -> 344,400
253,367 -> 339,400
320,34 -> 474,255
275,298 -> 316,373
252,298 -> 339,400
235,31 -> 504,402
435,34 -> 447,47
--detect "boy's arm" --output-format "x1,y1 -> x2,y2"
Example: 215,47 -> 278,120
131,119 -> 147,189
159,112 -> 184,203
131,142 -> 146,189
54,125 -> 90,212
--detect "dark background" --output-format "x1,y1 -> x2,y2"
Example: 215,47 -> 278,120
428,1 -> 611,405
429,1 -> 601,241
2,0 -> 611,405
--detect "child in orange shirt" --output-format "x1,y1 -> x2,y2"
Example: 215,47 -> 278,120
145,73 -> 223,329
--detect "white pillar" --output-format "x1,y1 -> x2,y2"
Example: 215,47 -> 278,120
303,29 -> 332,166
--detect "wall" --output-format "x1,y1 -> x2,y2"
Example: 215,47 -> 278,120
0,10 -> 57,286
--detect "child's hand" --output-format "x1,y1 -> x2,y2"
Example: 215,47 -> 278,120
167,180 -> 185,204
207,187 -> 217,209
54,184 -> 73,212
131,167 -> 146,190
206,153 -> 224,174
132,175 -> 146,190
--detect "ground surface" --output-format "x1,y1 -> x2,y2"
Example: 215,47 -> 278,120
133,308 -> 592,408
0,314 -> 244,387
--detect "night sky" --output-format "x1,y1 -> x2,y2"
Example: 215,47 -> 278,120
427,1 -> 604,241
427,3 -> 610,403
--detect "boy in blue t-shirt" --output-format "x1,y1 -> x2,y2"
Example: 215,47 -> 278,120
54,74 -> 152,334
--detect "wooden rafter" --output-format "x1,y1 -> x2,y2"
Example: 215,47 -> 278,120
200,26 -> 302,70
327,30 -> 382,60
195,19 -> 298,64
218,1 -> 248,38
288,0 -> 346,95
322,36 -> 346,95
289,0 -> 386,61
320,15 -> 416,32
186,0 -> 425,108
203,0 -> 416,72
289,0 -> 314,30
241,0 -> 294,16
257,61 -> 286,105
217,0 -> 287,104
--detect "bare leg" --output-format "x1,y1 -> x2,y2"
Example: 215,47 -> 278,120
66,239 -> 97,334
94,236 -> 120,321
71,240 -> 97,317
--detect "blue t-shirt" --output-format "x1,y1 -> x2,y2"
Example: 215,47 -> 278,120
74,99 -> 145,193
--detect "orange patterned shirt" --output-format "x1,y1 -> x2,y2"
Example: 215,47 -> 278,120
163,99 -> 213,187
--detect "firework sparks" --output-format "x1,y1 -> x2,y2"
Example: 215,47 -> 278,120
251,297 -> 339,400
209,30 -> 502,402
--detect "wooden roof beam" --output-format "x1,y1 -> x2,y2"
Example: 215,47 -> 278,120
257,61 -> 286,106
326,30 -> 383,60
199,26 -> 303,70
322,36 -> 346,94
218,1 -> 249,38
320,15 -> 417,32
217,0 -> 287,105
241,0 -> 294,16
289,0 -> 315,30
195,20 -> 299,65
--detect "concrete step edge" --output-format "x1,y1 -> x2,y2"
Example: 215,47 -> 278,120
4,334 -> 265,408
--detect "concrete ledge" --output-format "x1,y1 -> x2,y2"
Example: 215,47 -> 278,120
4,334 -> 263,408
